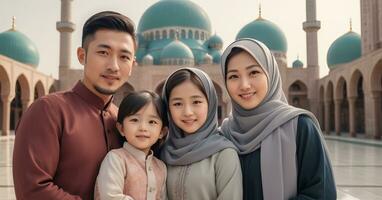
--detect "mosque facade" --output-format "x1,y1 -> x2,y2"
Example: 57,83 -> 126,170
0,0 -> 381,139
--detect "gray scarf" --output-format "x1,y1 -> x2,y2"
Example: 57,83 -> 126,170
220,38 -> 331,200
161,67 -> 236,166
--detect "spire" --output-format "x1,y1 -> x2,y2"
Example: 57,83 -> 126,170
11,16 -> 16,30
349,18 -> 353,32
258,3 -> 263,19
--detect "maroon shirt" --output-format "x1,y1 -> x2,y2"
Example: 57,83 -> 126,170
13,81 -> 124,200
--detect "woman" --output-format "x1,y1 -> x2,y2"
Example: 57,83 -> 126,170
220,38 -> 336,200
161,67 -> 242,200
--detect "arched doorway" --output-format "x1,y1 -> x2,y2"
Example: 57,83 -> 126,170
336,77 -> 349,134
113,82 -> 134,106
288,80 -> 309,110
349,70 -> 365,136
34,81 -> 45,100
49,84 -> 56,94
10,75 -> 30,130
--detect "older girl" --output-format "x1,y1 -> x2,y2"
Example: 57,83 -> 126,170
220,38 -> 336,200
161,67 -> 242,200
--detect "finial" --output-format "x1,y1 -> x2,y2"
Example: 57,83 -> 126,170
258,3 -> 262,19
349,18 -> 352,32
297,54 -> 299,60
11,16 -> 16,30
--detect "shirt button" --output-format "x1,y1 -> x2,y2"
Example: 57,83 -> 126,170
148,166 -> 152,171
149,187 -> 155,192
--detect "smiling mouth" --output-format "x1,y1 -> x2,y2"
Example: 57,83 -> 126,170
239,92 -> 256,100
182,119 -> 196,125
101,75 -> 119,81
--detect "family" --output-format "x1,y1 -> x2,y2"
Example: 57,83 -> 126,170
13,11 -> 337,200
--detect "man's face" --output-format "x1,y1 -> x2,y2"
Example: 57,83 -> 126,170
77,29 -> 135,99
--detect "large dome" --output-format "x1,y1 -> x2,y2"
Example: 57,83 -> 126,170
326,31 -> 361,69
0,29 -> 39,67
236,18 -> 287,52
138,0 -> 212,33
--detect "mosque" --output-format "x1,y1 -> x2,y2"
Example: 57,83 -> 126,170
0,0 -> 381,140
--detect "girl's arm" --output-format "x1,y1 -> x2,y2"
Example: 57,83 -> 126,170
215,148 -> 243,200
95,151 -> 135,200
291,115 -> 337,200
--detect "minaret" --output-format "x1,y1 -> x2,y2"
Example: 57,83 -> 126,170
303,0 -> 320,116
56,0 -> 75,90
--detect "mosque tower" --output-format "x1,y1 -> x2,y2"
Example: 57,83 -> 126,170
360,0 -> 382,55
56,0 -> 75,90
303,0 -> 320,116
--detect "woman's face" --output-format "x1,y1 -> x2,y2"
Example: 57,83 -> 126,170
226,50 -> 268,110
168,80 -> 209,135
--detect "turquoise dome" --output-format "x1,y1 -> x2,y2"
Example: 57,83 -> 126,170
292,59 -> 304,68
236,18 -> 287,52
138,0 -> 212,33
327,31 -> 361,69
0,29 -> 39,67
205,34 -> 223,50
160,40 -> 194,60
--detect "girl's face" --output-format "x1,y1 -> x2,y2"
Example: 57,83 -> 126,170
117,102 -> 164,155
169,80 -> 208,135
226,51 -> 268,110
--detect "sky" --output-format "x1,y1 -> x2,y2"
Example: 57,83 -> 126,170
0,0 -> 360,79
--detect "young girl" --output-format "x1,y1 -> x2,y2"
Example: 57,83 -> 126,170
161,67 -> 242,200
95,91 -> 168,200
220,38 -> 337,200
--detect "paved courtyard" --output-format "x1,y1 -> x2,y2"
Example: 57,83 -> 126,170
1,136 -> 382,199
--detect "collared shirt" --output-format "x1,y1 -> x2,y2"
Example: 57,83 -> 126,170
95,142 -> 167,200
13,81 -> 124,200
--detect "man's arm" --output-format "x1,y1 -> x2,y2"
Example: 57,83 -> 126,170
12,97 -> 82,200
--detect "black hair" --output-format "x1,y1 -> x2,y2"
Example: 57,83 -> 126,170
81,11 -> 137,50
117,91 -> 168,154
165,69 -> 207,102
224,47 -> 246,80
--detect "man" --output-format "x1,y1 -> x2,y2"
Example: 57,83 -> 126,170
13,11 -> 136,199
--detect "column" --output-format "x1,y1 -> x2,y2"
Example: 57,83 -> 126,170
1,96 -> 11,136
371,91 -> 381,139
324,100 -> 331,135
348,96 -> 357,137
334,99 -> 341,135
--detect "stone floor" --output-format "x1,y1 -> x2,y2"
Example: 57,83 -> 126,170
1,135 -> 382,199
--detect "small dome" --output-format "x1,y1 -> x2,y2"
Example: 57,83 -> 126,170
205,34 -> 223,50
160,40 -> 194,60
236,18 -> 287,52
142,54 -> 154,65
210,50 -> 221,64
327,31 -> 361,69
138,0 -> 212,33
0,29 -> 39,67
292,58 -> 304,68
